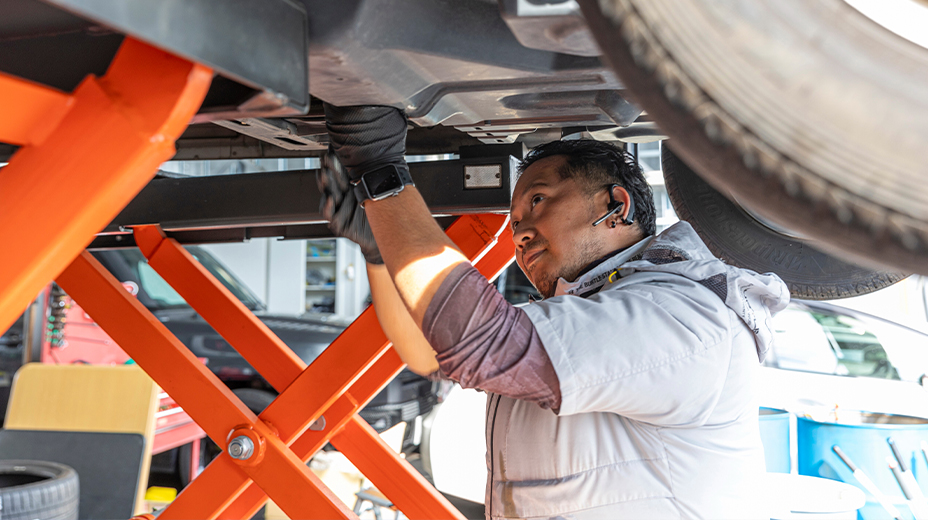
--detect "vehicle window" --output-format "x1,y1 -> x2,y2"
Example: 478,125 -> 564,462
137,262 -> 187,307
767,307 -> 842,375
188,248 -> 263,310
115,247 -> 262,310
767,304 -> 902,381
810,310 -> 900,380
863,321 -> 928,384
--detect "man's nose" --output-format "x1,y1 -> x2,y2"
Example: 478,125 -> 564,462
511,220 -> 535,248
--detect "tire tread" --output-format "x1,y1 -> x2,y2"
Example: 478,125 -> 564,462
0,460 -> 79,520
662,145 -> 906,300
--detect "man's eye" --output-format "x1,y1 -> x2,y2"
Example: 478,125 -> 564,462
512,220 -> 519,230
531,195 -> 544,207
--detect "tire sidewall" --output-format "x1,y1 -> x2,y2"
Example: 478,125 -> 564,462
662,144 -> 905,299
0,460 -> 80,520
578,0 -> 928,275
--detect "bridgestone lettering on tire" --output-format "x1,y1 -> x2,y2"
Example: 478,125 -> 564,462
662,145 -> 905,300
0,460 -> 79,520
579,0 -> 928,275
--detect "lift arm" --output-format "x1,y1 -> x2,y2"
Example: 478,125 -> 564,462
0,38 -> 212,333
58,214 -> 514,520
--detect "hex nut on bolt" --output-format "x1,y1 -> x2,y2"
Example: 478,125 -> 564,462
227,426 -> 266,465
228,435 -> 255,460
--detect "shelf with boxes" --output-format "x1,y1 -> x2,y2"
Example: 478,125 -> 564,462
305,239 -> 337,314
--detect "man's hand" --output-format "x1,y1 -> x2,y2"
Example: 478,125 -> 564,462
324,104 -> 408,180
317,151 -> 383,264
323,103 -> 468,327
318,103 -> 410,264
321,103 -> 449,370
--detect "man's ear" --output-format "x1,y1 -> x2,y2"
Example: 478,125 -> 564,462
591,184 -> 623,227
610,185 -> 635,225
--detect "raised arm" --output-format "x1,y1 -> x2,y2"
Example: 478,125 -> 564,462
367,262 -> 438,375
315,147 -> 443,374
365,186 -> 467,326
318,104 -> 560,411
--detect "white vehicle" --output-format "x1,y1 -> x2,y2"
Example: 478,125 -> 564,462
759,300 -> 928,421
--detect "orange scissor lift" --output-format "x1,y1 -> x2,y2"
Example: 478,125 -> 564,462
0,37 -> 515,519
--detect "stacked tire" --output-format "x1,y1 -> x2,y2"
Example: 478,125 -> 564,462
0,460 -> 79,520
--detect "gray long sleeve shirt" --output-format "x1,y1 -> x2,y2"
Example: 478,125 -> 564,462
422,263 -> 561,412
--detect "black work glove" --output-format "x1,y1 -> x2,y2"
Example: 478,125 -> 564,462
317,150 -> 383,264
317,104 -> 410,264
323,104 -> 409,181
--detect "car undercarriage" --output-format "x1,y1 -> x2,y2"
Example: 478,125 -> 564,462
5,0 -> 921,296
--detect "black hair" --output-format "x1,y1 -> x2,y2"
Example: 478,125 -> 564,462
518,140 -> 657,237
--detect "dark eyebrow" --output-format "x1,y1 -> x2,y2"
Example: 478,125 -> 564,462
510,181 -> 551,224
516,181 -> 550,199
511,181 -> 548,209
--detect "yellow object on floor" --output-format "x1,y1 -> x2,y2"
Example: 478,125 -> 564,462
143,486 -> 178,514
145,486 -> 177,502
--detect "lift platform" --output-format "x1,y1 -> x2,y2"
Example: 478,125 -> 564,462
0,30 -> 516,519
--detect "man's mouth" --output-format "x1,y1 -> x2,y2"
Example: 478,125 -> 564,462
523,249 -> 544,269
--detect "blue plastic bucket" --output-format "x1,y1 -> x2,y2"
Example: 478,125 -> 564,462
797,412 -> 928,520
759,407 -> 791,473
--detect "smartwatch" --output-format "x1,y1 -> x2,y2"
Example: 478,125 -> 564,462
353,163 -> 415,206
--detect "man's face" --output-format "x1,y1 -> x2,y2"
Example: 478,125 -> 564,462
509,156 -> 606,298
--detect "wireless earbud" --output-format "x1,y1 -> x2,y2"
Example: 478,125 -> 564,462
592,184 -> 635,227
592,201 -> 622,227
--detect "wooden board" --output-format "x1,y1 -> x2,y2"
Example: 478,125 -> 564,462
5,363 -> 159,513
6,363 -> 158,434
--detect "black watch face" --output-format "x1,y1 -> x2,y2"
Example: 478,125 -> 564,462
365,165 -> 404,199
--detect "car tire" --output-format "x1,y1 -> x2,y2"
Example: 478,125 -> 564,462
579,0 -> 928,275
662,144 -> 905,299
177,437 -> 223,488
0,460 -> 79,520
232,388 -> 277,415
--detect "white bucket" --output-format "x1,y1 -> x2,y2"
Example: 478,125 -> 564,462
765,473 -> 865,519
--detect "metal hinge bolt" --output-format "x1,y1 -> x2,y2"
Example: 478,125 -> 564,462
228,435 -> 255,460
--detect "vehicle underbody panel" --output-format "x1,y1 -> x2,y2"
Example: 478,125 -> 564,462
0,0 -> 642,163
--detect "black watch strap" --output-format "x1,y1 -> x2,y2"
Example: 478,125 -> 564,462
353,163 -> 415,206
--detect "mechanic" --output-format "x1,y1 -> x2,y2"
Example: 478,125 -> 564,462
317,105 -> 790,519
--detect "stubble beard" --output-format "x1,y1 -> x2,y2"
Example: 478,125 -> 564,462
528,233 -> 605,299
